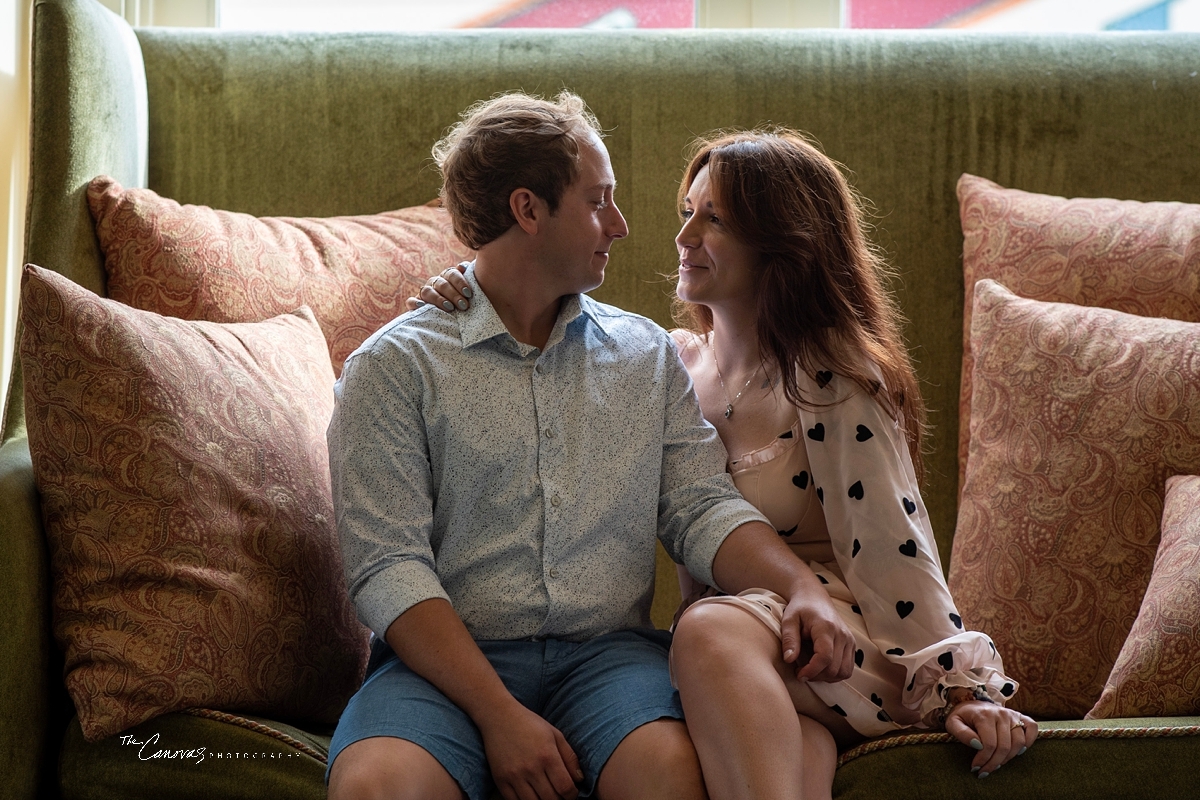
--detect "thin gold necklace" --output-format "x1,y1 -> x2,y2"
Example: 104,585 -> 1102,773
710,337 -> 759,419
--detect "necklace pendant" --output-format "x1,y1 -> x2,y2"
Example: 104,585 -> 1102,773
724,404 -> 734,419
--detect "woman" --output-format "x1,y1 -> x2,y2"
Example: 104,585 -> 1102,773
412,129 -> 1036,800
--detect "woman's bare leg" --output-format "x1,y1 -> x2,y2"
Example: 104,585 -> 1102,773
672,603 -> 859,800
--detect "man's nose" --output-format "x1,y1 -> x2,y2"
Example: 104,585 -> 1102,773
608,204 -> 629,239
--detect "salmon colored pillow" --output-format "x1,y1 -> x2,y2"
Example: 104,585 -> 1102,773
948,280 -> 1200,719
21,265 -> 368,742
1088,475 -> 1200,719
955,174 -> 1200,498
87,176 -> 474,376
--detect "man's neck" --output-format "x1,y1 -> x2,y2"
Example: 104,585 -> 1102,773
474,250 -> 565,351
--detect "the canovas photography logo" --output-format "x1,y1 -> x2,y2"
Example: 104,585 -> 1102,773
119,733 -> 305,765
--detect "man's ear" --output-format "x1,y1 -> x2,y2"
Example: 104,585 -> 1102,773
510,188 -> 543,236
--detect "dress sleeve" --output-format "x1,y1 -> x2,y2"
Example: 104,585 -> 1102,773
795,366 -> 1019,722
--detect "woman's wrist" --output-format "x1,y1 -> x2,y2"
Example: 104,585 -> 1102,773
926,686 -> 996,730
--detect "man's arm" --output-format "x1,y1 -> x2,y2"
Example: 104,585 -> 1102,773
385,599 -> 583,799
711,521 -> 855,682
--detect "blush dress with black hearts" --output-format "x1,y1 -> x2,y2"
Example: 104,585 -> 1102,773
680,366 -> 1018,737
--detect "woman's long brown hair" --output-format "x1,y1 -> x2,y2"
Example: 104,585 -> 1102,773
672,129 -> 929,482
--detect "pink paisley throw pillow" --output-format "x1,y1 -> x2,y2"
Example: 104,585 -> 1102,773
948,280 -> 1200,719
21,264 -> 368,742
955,175 -> 1200,498
87,176 -> 474,376
1088,475 -> 1200,719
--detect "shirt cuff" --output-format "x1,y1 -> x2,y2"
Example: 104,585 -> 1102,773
353,558 -> 451,639
683,498 -> 772,589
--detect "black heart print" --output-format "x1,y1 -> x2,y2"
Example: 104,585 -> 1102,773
777,525 -> 797,537
816,370 -> 833,388
779,430 -> 794,439
886,647 -> 905,656
949,613 -> 962,629
831,704 -> 847,716
855,425 -> 873,442
793,471 -> 809,489
938,652 -> 955,671
871,693 -> 884,707
817,487 -> 824,504
851,605 -> 862,615
848,481 -> 864,500
817,574 -> 829,585
877,709 -> 892,723
1001,683 -> 1015,697
898,540 -> 917,558
903,497 -> 917,515
855,649 -> 864,667
807,423 -> 825,441
852,539 -> 861,557
896,601 -> 914,619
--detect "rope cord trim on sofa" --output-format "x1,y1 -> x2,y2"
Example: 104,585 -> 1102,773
837,724 -> 1200,768
182,708 -> 329,763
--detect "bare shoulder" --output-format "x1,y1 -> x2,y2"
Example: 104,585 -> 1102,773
668,328 -> 705,369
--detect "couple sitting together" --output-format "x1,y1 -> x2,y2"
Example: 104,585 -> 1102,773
325,91 -> 1038,800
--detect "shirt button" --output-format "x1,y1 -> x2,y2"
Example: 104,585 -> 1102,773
549,568 -> 559,578
551,494 -> 561,507
535,363 -> 544,374
545,428 -> 555,439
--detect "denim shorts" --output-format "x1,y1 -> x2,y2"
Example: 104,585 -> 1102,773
327,628 -> 682,800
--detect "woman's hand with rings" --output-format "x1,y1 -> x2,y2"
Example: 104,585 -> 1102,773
945,701 -> 1037,778
406,263 -> 472,312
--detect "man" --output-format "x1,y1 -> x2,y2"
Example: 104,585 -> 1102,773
326,91 -> 853,800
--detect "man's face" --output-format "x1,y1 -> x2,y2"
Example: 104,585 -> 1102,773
537,132 -> 629,295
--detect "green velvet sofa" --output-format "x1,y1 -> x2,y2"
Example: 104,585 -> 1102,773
5,0 -> 1200,797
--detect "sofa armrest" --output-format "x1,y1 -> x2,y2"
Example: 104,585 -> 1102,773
0,435 -> 60,800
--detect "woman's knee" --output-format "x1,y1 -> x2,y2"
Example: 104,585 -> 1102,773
673,602 -> 776,672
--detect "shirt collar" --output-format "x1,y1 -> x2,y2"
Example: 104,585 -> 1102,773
458,263 -> 611,351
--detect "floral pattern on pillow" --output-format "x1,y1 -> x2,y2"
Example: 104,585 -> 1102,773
87,176 -> 474,376
1087,475 -> 1200,719
21,264 -> 368,742
955,174 -> 1200,499
948,280 -> 1200,720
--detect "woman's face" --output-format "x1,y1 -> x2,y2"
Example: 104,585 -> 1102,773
675,165 -> 761,311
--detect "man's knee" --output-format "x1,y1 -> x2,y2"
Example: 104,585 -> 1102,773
599,718 -> 707,800
328,736 -> 464,800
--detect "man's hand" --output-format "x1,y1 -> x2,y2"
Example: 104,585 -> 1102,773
781,590 -> 856,683
477,700 -> 583,800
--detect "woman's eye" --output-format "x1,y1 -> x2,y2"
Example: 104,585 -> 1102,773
681,209 -> 693,219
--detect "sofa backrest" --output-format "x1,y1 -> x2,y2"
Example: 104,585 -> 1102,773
16,0 -> 1200,560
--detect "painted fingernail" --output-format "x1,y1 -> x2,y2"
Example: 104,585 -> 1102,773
442,301 -> 455,312
463,286 -> 474,298
978,771 -> 989,779
413,300 -> 426,307
1018,747 -> 1026,755
970,738 -> 983,750
970,766 -> 980,774
457,299 -> 469,310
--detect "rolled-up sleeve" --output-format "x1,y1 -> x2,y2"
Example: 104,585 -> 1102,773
327,347 -> 450,638
655,347 -> 769,589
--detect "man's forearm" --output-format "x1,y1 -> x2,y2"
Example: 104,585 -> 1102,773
384,597 -> 520,730
710,520 -> 827,599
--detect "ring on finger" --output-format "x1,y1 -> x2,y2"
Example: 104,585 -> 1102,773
1011,720 -> 1025,730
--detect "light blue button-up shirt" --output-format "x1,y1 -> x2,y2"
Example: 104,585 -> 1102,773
328,265 -> 768,642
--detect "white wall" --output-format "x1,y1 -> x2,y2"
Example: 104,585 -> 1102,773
0,0 -> 30,408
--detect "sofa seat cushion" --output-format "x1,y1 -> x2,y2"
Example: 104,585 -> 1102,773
87,176 -> 474,376
21,265 -> 369,742
832,716 -> 1200,800
58,711 -> 330,800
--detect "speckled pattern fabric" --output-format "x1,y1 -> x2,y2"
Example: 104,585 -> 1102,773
328,264 -> 768,641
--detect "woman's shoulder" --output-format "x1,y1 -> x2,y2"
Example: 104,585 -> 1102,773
668,328 -> 706,367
